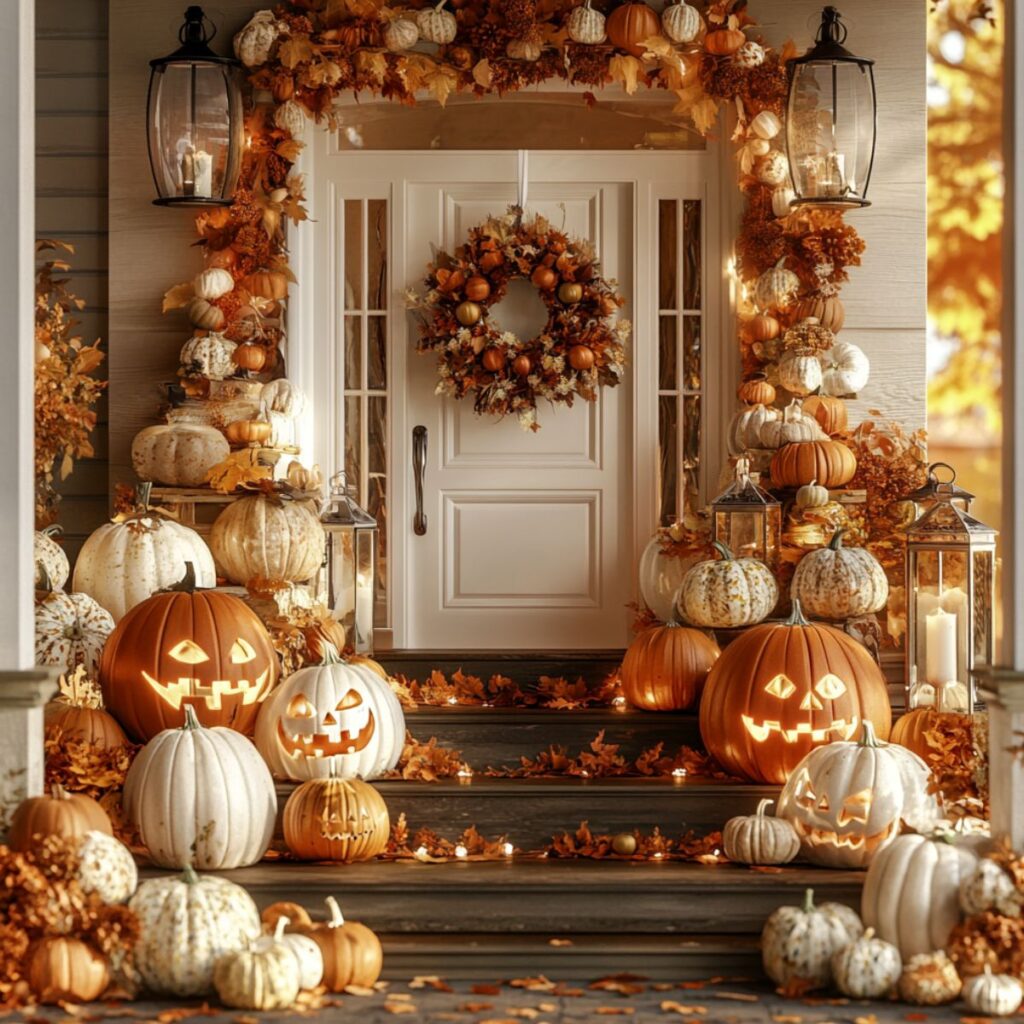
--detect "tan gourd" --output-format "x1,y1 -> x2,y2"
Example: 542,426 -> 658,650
722,798 -> 799,865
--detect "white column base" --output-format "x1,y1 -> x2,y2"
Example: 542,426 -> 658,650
979,669 -> 1024,848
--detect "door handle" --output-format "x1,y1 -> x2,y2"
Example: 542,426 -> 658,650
413,425 -> 427,536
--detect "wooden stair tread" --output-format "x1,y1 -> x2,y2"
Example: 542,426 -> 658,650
280,777 -> 772,794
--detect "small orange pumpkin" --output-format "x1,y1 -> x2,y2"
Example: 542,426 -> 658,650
802,395 -> 848,436
621,622 -> 720,712
558,282 -> 584,304
225,418 -> 273,446
233,343 -> 268,373
748,313 -> 781,342
455,300 -> 482,326
45,674 -> 129,754
244,270 -> 288,301
465,276 -> 491,301
207,248 -> 238,271
607,1 -> 662,57
512,355 -> 532,377
705,27 -> 746,55
770,439 -> 857,488
283,774 -> 390,862
261,901 -> 313,931
28,937 -> 110,1004
890,708 -> 966,763
796,295 -> 846,334
294,896 -> 383,992
531,265 -> 558,291
738,374 -> 776,407
8,785 -> 112,851
569,345 -> 595,371
481,348 -> 505,372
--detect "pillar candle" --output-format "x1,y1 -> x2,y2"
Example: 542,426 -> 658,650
925,607 -> 958,685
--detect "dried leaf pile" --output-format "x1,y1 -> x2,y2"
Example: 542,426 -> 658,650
385,813 -> 513,863
392,668 -> 621,709
549,821 -> 728,864
921,713 -> 989,820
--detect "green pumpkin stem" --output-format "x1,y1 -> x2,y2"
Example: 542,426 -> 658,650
182,705 -> 203,731
802,888 -> 815,913
181,863 -> 200,885
858,720 -> 881,749
786,600 -> 811,627
712,541 -> 735,562
319,642 -> 345,666
325,895 -> 345,928
41,524 -> 63,539
828,528 -> 846,551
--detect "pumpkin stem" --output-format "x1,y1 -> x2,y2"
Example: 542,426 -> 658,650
863,927 -> 875,941
42,524 -> 63,539
273,915 -> 290,942
755,798 -> 774,818
325,895 -> 345,928
162,562 -> 199,594
318,642 -> 345,667
786,600 -> 811,627
181,863 -> 200,885
712,541 -> 735,562
182,705 -> 203,731
137,481 -> 153,511
35,562 -> 54,595
858,720 -> 882,748
802,888 -> 815,913
828,528 -> 845,551
50,783 -> 68,801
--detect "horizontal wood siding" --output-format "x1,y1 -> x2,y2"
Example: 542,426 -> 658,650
37,0 -> 109,563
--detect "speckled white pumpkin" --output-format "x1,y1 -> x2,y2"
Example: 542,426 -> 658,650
233,10 -> 280,67
214,918 -> 301,1010
778,351 -> 824,396
960,858 -> 1021,917
130,866 -> 261,996
276,927 -> 323,990
754,258 -> 800,312
567,0 -> 606,44
384,17 -> 419,52
76,830 -> 138,904
661,1 -> 700,43
963,966 -> 1024,1017
180,333 -> 237,381
132,423 -> 230,487
274,100 -> 307,140
417,0 -> 457,43
831,927 -> 902,999
791,530 -> 890,620
35,587 -> 114,677
35,527 -> 70,590
898,951 -> 962,1005
677,542 -> 778,629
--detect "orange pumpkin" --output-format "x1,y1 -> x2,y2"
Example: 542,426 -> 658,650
302,617 -> 348,665
796,295 -> 846,334
99,565 -> 279,741
233,343 -> 268,373
531,265 -> 558,291
465,276 -> 491,301
294,896 -> 383,992
770,439 -> 857,488
738,374 -> 776,407
45,673 -> 129,753
705,27 -> 746,55
802,395 -> 848,436
283,774 -> 390,862
481,348 -> 505,372
749,314 -> 781,342
620,623 -> 720,712
890,708 -> 965,762
225,418 -> 273,445
244,270 -> 288,301
261,901 -> 313,931
569,345 -> 595,371
8,785 -> 112,851
699,601 -> 892,784
607,1 -> 661,57
207,248 -> 238,271
28,937 -> 110,1004
512,355 -> 532,377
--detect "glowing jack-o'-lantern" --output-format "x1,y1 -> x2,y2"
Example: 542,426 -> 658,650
255,645 -> 404,781
699,600 -> 892,784
776,720 -> 941,868
99,563 -> 279,741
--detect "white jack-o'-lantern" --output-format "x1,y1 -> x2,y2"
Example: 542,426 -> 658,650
255,646 -> 404,781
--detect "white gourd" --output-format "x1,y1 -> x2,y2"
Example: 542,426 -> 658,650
637,531 -> 699,623
677,542 -> 778,629
772,186 -> 796,218
960,858 -> 1021,916
130,866 -> 261,996
754,258 -> 800,312
233,10 -> 280,67
35,527 -> 70,590
795,479 -> 829,509
755,150 -> 789,186
124,706 -> 276,870
276,928 -> 323,990
758,400 -> 824,448
762,888 -> 863,991
193,268 -> 235,301
567,0 -> 606,43
180,333 -> 237,381
661,1 -> 701,43
506,37 -> 542,61
261,378 -> 307,417
790,529 -> 890,619
722,798 -> 799,865
76,830 -> 138,905
131,423 -> 230,487
831,927 -> 902,999
963,966 -> 1024,1017
35,586 -> 114,677
187,297 -> 226,331
384,17 -> 419,52
734,41 -> 765,67
727,403 -> 779,455
778,351 -> 824,396
750,110 -> 782,140
819,340 -> 869,396
417,0 -> 457,44
274,100 -> 307,140
213,918 -> 301,1011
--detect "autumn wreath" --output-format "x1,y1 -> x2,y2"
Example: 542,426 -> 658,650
409,209 -> 630,431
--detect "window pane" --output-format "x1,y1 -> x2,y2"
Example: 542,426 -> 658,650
658,395 -> 678,525
367,315 -> 387,390
659,316 -> 677,392
344,317 -> 362,391
368,199 -> 387,312
344,395 -> 361,491
683,316 -> 701,391
683,200 -> 701,309
344,199 -> 363,309
658,199 -> 677,310
683,395 -> 701,510
367,396 -> 388,622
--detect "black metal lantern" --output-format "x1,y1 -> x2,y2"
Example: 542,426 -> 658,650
147,6 -> 244,207
785,6 -> 876,210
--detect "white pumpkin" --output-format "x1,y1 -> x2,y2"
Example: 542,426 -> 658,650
213,917 -> 301,1011
819,340 -> 870,397
754,258 -> 800,312
567,0 -> 606,43
506,37 -> 542,61
831,927 -> 902,999
637,530 -> 701,623
275,926 -> 323,990
677,542 -> 778,629
417,0 -> 457,44
778,722 -> 941,869
790,530 -> 890,620
130,866 -> 261,996
734,40 -> 765,67
76,830 -> 137,905
758,400 -> 824,448
778,351 -> 823,396
384,17 -> 419,52
35,527 -> 70,590
960,858 -> 1021,917
755,150 -> 789,186
795,479 -> 829,509
261,378 -> 307,418
862,833 -> 978,959
772,186 -> 796,218
727,403 -> 779,455
124,705 -> 276,871
233,10 -> 280,67
256,648 -> 405,781
35,586 -> 114,677
722,798 -> 799,866
132,423 -> 230,487
194,268 -> 235,301
762,888 -> 863,991
963,966 -> 1024,1017
661,1 -> 700,43
751,110 -> 782,140
210,494 -> 325,585
274,99 -> 307,140
73,512 -> 216,622
181,333 -> 237,381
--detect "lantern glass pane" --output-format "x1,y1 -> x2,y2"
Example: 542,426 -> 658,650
787,61 -> 874,202
715,509 -> 764,561
353,527 -> 375,652
971,549 -> 994,672
148,62 -> 242,202
331,523 -> 356,634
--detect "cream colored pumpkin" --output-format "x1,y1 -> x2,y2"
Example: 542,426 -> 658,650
384,17 -> 419,52
863,833 -> 978,959
35,586 -> 114,677
417,0 -> 457,43
76,830 -> 137,904
637,530 -> 700,623
181,333 -> 237,381
722,798 -> 799,866
210,494 -> 325,585
73,513 -> 216,621
791,529 -> 889,620
831,927 -> 902,999
187,298 -> 226,332
214,918 -> 301,1011
959,858 -> 1020,917
661,1 -> 700,43
762,888 -> 863,992
35,527 -> 70,590
194,268 -> 235,301
963,966 -> 1024,1017
819,340 -> 870,396
898,951 -> 962,1005
132,423 -> 230,487
506,37 -> 542,61
759,400 -> 825,448
751,110 -> 782,140
778,351 -> 824,396
274,99 -> 307,140
754,258 -> 800,312
130,866 -> 261,996
233,10 -> 280,67
677,542 -> 778,629
275,927 -> 323,990
795,479 -> 829,509
772,186 -> 796,218
567,0 -> 606,43
261,378 -> 307,417
728,403 -> 779,455
124,706 -> 276,870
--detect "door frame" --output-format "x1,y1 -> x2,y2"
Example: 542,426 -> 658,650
291,123 -> 734,651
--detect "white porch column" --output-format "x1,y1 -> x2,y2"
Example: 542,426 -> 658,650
0,0 -> 57,834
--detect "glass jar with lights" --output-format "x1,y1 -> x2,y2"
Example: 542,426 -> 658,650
147,5 -> 244,206
711,457 -> 781,572
321,472 -> 378,654
904,463 -> 997,712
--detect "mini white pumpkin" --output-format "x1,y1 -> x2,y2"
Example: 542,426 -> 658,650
384,16 -> 419,52
727,403 -> 779,455
76,830 -> 138,905
506,37 -> 542,61
963,966 -> 1024,1017
132,423 -> 230,487
778,351 -> 824,396
795,479 -> 829,509
233,10 -> 280,67
759,400 -> 824,448
755,150 -> 790,186
417,0 -> 457,44
35,583 -> 114,677
832,927 -> 902,999
567,0 -> 606,43
124,705 -> 277,870
274,99 -> 307,140
791,529 -> 890,620
722,798 -> 799,866
762,888 -> 863,992
194,268 -> 235,301
181,333 -> 237,381
214,916 -> 301,1011
130,866 -> 261,996
261,378 -> 307,418
677,542 -> 779,629
734,40 -> 765,67
275,924 -> 323,990
754,258 -> 800,312
819,340 -> 869,397
751,110 -> 782,140
772,186 -> 796,218
661,1 -> 700,43
960,858 -> 1021,916
35,526 -> 70,590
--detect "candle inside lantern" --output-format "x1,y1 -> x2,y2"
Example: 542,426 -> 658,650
355,572 -> 373,646
193,149 -> 213,197
925,607 -> 958,686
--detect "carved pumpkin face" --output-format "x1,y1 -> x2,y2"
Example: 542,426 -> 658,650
255,653 -> 405,781
99,583 -> 278,741
282,775 -> 390,862
699,602 -> 892,784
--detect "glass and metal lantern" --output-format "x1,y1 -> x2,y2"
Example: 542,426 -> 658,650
321,472 -> 378,654
147,6 -> 244,207
785,6 -> 876,209
904,463 -> 997,713
711,457 -> 781,571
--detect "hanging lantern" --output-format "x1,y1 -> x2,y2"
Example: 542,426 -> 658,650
147,6 -> 244,207
321,472 -> 378,654
904,463 -> 997,713
711,457 -> 782,573
785,6 -> 876,210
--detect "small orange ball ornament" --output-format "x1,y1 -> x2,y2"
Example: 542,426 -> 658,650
531,265 -> 558,291
481,348 -> 505,372
512,355 -> 532,377
569,345 -> 595,371
558,282 -> 583,304
749,314 -> 781,342
455,301 -> 481,326
465,276 -> 491,302
233,343 -> 267,373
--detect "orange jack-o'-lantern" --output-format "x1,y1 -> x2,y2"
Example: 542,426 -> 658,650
99,563 -> 279,741
699,600 -> 891,784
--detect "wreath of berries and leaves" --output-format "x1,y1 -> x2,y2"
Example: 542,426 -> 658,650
408,209 -> 630,430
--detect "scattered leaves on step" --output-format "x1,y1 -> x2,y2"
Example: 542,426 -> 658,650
471,984 -> 503,996
509,976 -> 557,992
590,974 -> 647,996
385,815 -> 513,863
460,1002 -> 495,1013
548,938 -> 573,947
548,822 -> 728,864
384,732 -> 470,782
409,975 -> 453,992
660,1001 -> 707,1016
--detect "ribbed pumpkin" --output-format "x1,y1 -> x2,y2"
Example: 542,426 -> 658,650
771,439 -> 857,488
620,622 -> 720,711
35,575 -> 114,678
699,601 -> 892,784
790,529 -> 890,620
35,526 -> 70,590
677,542 -> 778,629
606,2 -> 661,56
889,707 -> 963,762
283,772 -> 390,862
637,530 -> 700,624
748,313 -> 780,342
737,374 -> 776,407
803,395 -> 848,436
213,916 -> 302,1011
796,295 -> 846,334
728,403 -> 779,456
8,785 -> 112,851
722,798 -> 800,866
27,937 -> 110,1004
132,423 -> 230,488
45,672 -> 129,752
293,897 -> 382,992
759,400 -> 824,449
